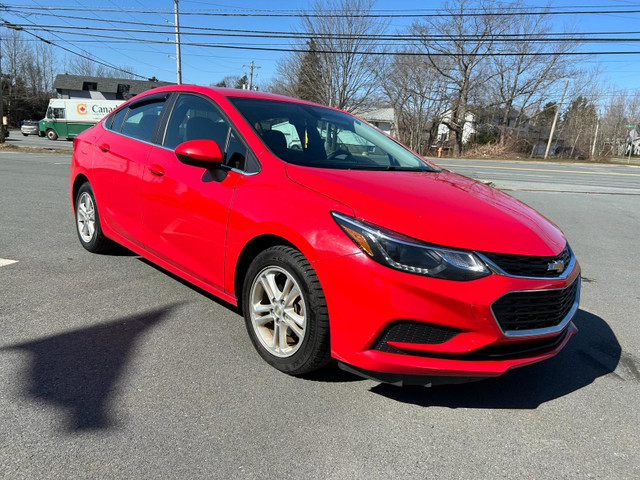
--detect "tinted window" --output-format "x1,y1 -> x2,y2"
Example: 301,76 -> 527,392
163,94 -> 229,150
108,107 -> 128,132
226,130 -> 248,171
121,101 -> 164,142
228,97 -> 438,172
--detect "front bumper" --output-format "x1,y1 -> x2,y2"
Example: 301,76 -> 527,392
313,251 -> 580,381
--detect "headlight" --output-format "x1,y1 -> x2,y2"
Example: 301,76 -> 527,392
332,212 -> 490,281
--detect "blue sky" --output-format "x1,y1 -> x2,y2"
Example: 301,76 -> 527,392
4,0 -> 640,97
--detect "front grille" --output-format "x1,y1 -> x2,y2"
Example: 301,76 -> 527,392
492,278 -> 579,332
372,320 -> 460,353
481,244 -> 572,278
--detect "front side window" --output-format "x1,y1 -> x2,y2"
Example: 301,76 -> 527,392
163,94 -> 230,150
163,94 -> 258,173
228,97 -> 439,172
52,108 -> 65,119
121,101 -> 164,142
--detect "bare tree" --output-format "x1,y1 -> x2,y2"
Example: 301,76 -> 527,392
66,56 -> 137,79
272,0 -> 386,111
380,53 -> 448,154
487,3 -> 577,144
1,30 -> 57,123
411,0 -> 510,155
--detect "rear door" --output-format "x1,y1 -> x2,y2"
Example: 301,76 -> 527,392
92,94 -> 168,244
141,93 -> 256,292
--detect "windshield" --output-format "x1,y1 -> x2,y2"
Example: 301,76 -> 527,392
227,97 -> 439,172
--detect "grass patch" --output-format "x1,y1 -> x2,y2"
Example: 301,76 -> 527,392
0,142 -> 70,155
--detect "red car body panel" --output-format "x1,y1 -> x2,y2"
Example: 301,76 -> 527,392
92,129 -> 152,246
285,165 -> 566,256
70,85 -> 580,382
140,145 -> 239,291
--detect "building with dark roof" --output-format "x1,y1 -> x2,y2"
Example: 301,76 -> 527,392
53,74 -> 173,101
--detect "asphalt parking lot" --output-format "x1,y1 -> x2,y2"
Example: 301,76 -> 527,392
3,129 -> 74,150
1,151 -> 639,479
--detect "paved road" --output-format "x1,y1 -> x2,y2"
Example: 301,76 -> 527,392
437,158 -> 640,194
4,129 -> 74,150
1,152 -> 639,479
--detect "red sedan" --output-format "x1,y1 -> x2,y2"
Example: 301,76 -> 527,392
70,85 -> 580,386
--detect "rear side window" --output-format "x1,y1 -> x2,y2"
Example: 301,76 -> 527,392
108,107 -> 128,132
121,101 -> 165,142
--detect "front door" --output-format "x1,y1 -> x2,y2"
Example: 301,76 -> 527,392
141,93 -> 241,292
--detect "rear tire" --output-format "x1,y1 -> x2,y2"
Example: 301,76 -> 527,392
75,182 -> 115,253
242,246 -> 331,375
46,129 -> 58,140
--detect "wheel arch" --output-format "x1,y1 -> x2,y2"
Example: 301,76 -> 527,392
233,234 -> 299,312
71,174 -> 90,210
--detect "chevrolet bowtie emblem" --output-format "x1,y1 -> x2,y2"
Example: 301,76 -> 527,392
547,260 -> 565,273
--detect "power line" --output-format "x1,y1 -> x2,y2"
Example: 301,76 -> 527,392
8,8 -> 640,39
6,5 -> 640,18
0,17 -> 147,79
11,22 -> 640,44
16,26 -> 640,56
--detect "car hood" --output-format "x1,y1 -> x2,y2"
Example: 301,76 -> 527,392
285,164 -> 566,255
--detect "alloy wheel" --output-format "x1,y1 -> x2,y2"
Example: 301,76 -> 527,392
249,266 -> 307,358
76,192 -> 96,243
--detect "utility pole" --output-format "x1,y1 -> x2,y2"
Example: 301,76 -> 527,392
544,79 -> 569,160
591,116 -> 600,158
174,0 -> 182,84
243,60 -> 260,90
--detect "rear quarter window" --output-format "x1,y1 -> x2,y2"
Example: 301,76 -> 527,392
120,101 -> 164,142
108,107 -> 128,133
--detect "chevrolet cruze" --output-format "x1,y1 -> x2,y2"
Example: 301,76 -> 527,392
70,85 -> 580,386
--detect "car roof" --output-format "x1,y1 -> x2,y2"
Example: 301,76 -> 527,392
138,84 -> 331,109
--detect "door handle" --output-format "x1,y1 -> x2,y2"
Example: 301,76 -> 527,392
98,143 -> 110,152
149,164 -> 165,177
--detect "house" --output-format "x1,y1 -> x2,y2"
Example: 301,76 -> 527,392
437,106 -> 530,145
625,128 -> 640,155
354,107 -> 396,136
437,109 -> 476,144
525,125 -> 566,156
53,74 -> 172,101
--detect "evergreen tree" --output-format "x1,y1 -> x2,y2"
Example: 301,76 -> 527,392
295,39 -> 323,103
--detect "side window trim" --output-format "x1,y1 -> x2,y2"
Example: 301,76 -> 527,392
104,92 -> 171,144
153,92 -> 177,145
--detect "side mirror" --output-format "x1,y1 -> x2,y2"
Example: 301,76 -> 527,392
174,139 -> 224,168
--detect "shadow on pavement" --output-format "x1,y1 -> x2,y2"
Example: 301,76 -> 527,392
137,257 -> 242,315
370,310 -> 622,408
2,305 -> 178,431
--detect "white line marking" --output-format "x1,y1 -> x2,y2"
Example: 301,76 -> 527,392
0,258 -> 18,267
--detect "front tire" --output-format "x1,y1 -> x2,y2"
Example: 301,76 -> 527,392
242,246 -> 331,375
75,182 -> 114,253
46,129 -> 58,140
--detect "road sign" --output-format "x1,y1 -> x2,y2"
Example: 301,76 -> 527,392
625,124 -> 636,128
